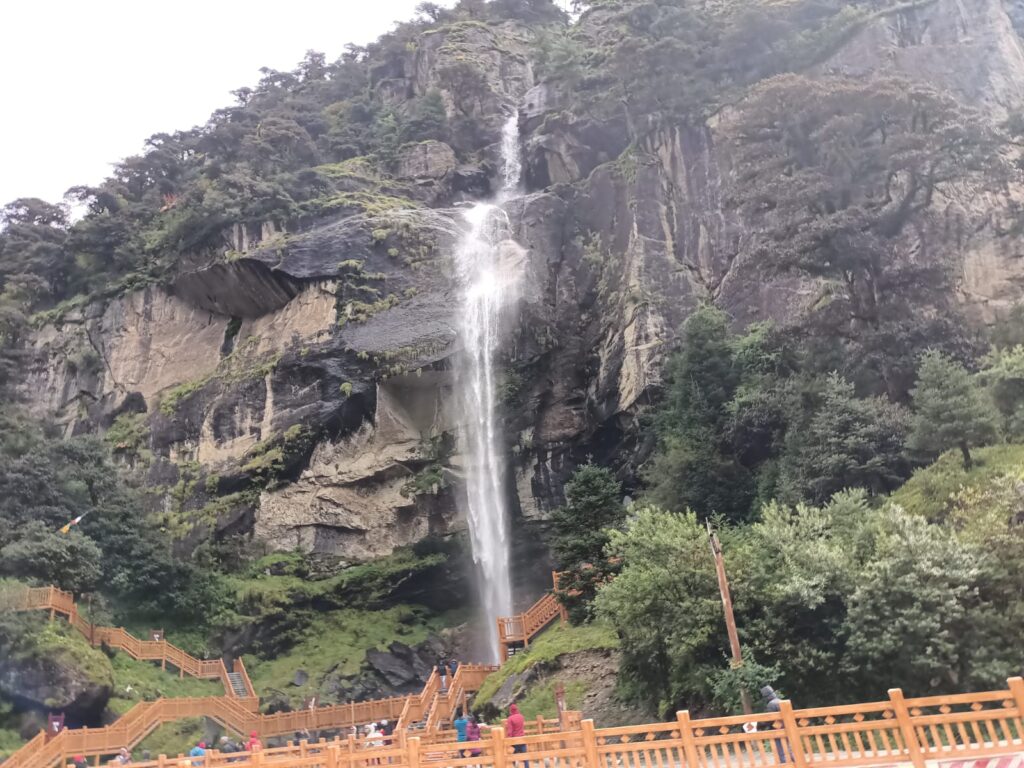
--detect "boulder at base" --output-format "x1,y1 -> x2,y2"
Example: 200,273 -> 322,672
0,614 -> 114,720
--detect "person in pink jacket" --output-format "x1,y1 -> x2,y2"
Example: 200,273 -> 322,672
506,704 -> 528,767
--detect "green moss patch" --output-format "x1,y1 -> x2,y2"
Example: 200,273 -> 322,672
224,548 -> 447,616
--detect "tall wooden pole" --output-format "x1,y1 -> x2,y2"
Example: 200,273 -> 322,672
707,522 -> 752,715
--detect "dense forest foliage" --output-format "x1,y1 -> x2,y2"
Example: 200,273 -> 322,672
553,308 -> 1024,715
1,0 -> 1024,731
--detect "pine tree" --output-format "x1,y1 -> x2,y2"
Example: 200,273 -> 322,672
551,464 -> 624,567
550,464 -> 624,623
779,373 -> 909,503
908,351 -> 999,468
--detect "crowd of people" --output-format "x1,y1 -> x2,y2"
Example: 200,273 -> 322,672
76,683 -> 532,768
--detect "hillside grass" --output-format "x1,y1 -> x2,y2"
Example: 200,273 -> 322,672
108,653 -> 222,715
135,718 -> 206,759
474,622 -> 619,706
243,604 -> 468,707
888,443 -> 1024,521
514,679 -> 590,721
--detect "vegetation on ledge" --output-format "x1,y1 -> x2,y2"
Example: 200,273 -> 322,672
108,653 -> 221,716
474,623 -> 619,707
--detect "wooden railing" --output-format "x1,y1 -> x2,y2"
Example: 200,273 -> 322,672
495,573 -> 568,662
422,665 -> 496,732
395,671 -> 441,731
6,586 -> 257,709
108,678 -> 1024,768
2,589 -> 499,768
3,586 -> 499,768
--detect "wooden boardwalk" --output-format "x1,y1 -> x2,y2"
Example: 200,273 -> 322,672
90,679 -> 1024,768
1,585 -> 497,768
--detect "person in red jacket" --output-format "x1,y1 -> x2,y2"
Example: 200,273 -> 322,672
246,731 -> 263,752
506,704 -> 528,767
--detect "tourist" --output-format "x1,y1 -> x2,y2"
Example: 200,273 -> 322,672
437,659 -> 448,691
367,722 -> 384,748
365,722 -> 384,765
762,686 -> 790,764
72,755 -> 88,768
188,741 -> 206,767
449,659 -> 459,681
116,748 -> 132,766
466,715 -> 482,757
453,708 -> 469,755
506,704 -> 527,767
246,731 -> 263,752
219,736 -> 242,763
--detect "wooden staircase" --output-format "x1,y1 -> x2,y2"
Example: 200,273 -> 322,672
2,585 -> 497,768
495,572 -> 568,662
6,586 -> 258,708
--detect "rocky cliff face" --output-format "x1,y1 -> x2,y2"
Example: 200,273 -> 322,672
19,0 -> 1024,596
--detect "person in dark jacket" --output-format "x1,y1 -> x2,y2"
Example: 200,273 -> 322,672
437,659 -> 448,691
449,659 -> 459,680
762,686 -> 789,763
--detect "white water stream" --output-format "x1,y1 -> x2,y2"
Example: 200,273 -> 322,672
455,114 -> 524,660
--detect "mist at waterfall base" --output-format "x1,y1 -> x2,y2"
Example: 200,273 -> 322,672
454,115 -> 525,662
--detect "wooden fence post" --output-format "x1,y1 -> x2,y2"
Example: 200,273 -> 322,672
888,689 -> 925,768
779,700 -> 808,768
492,725 -> 508,768
407,736 -> 421,768
676,711 -> 701,768
1008,677 -> 1024,734
580,719 -> 601,768
325,744 -> 338,768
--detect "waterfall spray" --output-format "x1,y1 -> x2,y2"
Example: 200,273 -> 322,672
455,114 -> 524,660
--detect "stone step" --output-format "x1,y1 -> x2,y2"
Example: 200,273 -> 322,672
226,671 -> 249,697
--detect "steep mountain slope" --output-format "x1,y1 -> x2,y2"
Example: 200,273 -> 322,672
9,0 -> 1024,599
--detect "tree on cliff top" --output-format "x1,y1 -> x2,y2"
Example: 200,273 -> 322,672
727,75 -> 1009,396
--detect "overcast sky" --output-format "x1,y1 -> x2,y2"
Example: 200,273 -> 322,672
0,0 -> 459,207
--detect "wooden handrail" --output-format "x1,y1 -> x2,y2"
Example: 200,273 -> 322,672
4,587 -> 490,768
91,677 -> 1024,768
495,573 -> 568,661
9,587 -> 251,698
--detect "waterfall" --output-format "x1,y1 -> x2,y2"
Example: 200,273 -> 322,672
499,112 -> 522,197
455,114 -> 524,660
